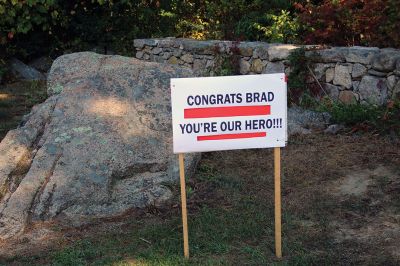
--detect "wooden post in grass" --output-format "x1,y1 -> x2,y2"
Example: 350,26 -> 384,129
171,74 -> 287,260
274,147 -> 282,258
178,153 -> 189,259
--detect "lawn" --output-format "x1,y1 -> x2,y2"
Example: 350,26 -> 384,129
1,132 -> 399,265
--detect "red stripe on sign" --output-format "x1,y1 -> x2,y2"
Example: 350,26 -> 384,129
197,132 -> 266,141
185,105 -> 271,118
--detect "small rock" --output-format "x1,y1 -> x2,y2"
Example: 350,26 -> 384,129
133,39 -> 158,48
133,39 -> 145,48
158,38 -> 175,48
253,46 -> 269,60
323,83 -> 340,100
387,75 -> 398,90
136,51 -> 144,59
312,48 -> 345,63
269,44 -> 298,61
263,61 -> 284,74
325,68 -> 335,82
152,47 -> 163,55
250,59 -> 264,73
358,75 -> 388,105
10,58 -> 46,81
237,45 -> 253,57
333,64 -> 352,89
193,59 -> 206,74
371,50 -> 400,72
368,69 -> 387,77
143,46 -> 152,54
324,124 -> 344,134
152,55 -> 164,63
181,53 -> 194,63
167,56 -> 179,65
314,63 -> 332,80
339,90 -> 358,104
344,47 -> 379,65
239,59 -> 250,74
162,52 -> 171,60
288,124 -> 312,135
288,106 -> 330,135
352,63 -> 367,78
391,80 -> 400,99
352,81 -> 360,91
173,50 -> 182,57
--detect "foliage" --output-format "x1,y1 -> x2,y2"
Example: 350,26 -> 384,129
295,0 -> 400,47
212,42 -> 241,76
0,0 -> 299,63
0,1 -> 166,60
254,10 -> 299,43
0,0 -> 64,41
1,0 -> 399,69
0,59 -> 6,81
287,47 -> 321,106
0,0 -> 68,59
318,98 -> 400,135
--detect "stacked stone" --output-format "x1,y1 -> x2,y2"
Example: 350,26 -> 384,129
133,38 -> 297,76
134,38 -> 400,105
311,47 -> 400,105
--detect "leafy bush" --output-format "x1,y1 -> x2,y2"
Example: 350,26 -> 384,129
287,47 -> 321,106
254,10 -> 299,43
0,1 -> 165,60
0,0 -> 69,59
295,0 -> 400,47
319,99 -> 400,135
1,0 -> 399,68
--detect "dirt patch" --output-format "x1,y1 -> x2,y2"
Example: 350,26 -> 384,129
333,165 -> 397,196
337,171 -> 372,196
328,165 -> 400,261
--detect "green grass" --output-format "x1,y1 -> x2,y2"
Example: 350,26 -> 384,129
3,160 -> 315,265
24,207 -> 312,266
2,136 -> 400,265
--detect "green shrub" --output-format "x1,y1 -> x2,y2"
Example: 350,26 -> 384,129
287,47 -> 321,106
0,1 -> 165,60
254,10 -> 299,43
0,0 -> 69,59
319,99 -> 400,135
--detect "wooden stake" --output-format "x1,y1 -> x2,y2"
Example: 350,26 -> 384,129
178,153 -> 189,259
274,147 -> 282,258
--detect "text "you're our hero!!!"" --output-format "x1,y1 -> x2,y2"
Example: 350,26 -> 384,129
171,74 -> 287,153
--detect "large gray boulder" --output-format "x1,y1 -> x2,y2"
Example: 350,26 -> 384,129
0,52 -> 199,239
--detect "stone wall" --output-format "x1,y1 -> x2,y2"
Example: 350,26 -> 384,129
134,38 -> 400,105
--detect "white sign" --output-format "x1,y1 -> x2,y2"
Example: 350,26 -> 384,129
171,74 -> 287,153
